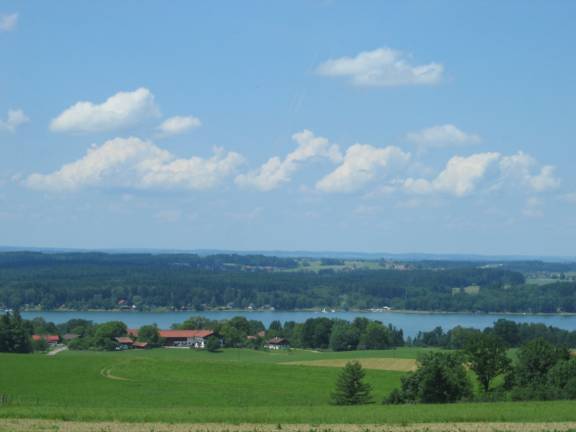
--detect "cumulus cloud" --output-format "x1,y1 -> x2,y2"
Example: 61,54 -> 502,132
316,144 -> 410,193
24,137 -> 244,192
406,124 -> 481,152
235,129 -> 342,191
316,47 -> 443,87
403,151 -> 560,197
0,109 -> 29,132
403,152 -> 500,197
157,115 -> 201,137
0,13 -> 18,32
50,88 -> 160,133
498,152 -> 560,192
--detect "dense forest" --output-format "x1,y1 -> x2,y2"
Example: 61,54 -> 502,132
0,252 -> 575,313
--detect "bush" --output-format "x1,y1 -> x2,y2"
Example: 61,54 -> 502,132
206,336 -> 222,352
385,352 -> 472,404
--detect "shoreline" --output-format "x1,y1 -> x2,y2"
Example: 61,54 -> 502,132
17,308 -> 576,317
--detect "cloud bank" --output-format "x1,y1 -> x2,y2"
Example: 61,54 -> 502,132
25,137 -> 244,192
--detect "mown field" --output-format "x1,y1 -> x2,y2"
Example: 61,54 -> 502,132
1,347 -> 576,427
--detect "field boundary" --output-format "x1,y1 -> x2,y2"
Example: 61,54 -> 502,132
2,419 -> 576,432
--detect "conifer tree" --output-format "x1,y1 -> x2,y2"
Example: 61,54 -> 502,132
330,361 -> 373,405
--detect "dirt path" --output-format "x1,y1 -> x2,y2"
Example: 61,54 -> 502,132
47,345 -> 68,356
1,420 -> 576,432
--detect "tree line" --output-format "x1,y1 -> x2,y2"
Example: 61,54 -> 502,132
8,251 -> 576,313
333,334 -> 576,405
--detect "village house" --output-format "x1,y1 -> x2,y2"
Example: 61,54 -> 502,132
32,335 -> 60,345
115,336 -> 134,349
265,337 -> 290,350
128,328 -> 215,348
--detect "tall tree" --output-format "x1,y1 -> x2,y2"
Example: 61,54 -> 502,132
465,333 -> 510,393
330,361 -> 373,405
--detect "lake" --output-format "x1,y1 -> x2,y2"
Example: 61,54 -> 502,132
20,310 -> 576,338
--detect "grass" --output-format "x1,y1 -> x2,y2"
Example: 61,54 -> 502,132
0,347 -> 575,425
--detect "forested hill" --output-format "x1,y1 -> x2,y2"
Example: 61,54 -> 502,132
0,252 -> 576,313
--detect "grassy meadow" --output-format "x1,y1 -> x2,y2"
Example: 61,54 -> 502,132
1,347 -> 576,425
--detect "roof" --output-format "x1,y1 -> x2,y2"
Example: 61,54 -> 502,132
133,341 -> 149,348
32,334 -> 60,343
267,337 -> 289,345
159,330 -> 214,339
115,337 -> 134,344
128,328 -> 215,339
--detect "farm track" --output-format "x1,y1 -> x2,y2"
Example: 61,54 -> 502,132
1,420 -> 576,432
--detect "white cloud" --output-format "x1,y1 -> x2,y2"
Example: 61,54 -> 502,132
0,109 -> 29,132
157,115 -> 201,137
316,144 -> 410,193
235,129 -> 342,191
403,152 -> 500,197
499,152 -> 560,192
403,151 -> 560,197
406,124 -> 481,152
0,13 -> 18,32
50,88 -> 160,133
316,47 -> 443,87
24,137 -> 244,192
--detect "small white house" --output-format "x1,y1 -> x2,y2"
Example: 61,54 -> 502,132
265,337 -> 290,350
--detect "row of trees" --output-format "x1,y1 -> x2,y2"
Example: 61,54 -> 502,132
0,252 -> 543,312
413,319 -> 576,349
174,316 -> 404,351
334,335 -> 576,405
2,314 -> 405,353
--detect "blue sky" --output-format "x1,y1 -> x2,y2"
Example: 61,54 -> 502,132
1,1 -> 575,256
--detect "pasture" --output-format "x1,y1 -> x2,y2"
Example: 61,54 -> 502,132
0,347 -> 576,426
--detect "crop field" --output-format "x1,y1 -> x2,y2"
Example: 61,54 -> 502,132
1,347 -> 576,428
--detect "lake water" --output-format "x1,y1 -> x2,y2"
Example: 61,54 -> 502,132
20,310 -> 576,338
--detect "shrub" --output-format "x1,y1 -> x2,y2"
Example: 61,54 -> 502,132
385,352 -> 472,404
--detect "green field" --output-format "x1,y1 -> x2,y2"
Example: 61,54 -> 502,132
1,347 -> 576,425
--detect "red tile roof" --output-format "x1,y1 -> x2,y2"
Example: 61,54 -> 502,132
32,335 -> 60,343
267,337 -> 289,345
159,330 -> 214,339
133,341 -> 149,348
115,337 -> 134,344
128,328 -> 214,339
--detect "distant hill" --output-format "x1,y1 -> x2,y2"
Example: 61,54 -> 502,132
0,245 -> 573,263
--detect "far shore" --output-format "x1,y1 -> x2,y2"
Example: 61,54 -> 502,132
17,308 -> 576,317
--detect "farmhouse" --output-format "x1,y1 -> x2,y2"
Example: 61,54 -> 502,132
160,330 -> 215,348
128,328 -> 215,348
32,335 -> 60,345
265,337 -> 290,350
115,337 -> 134,349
